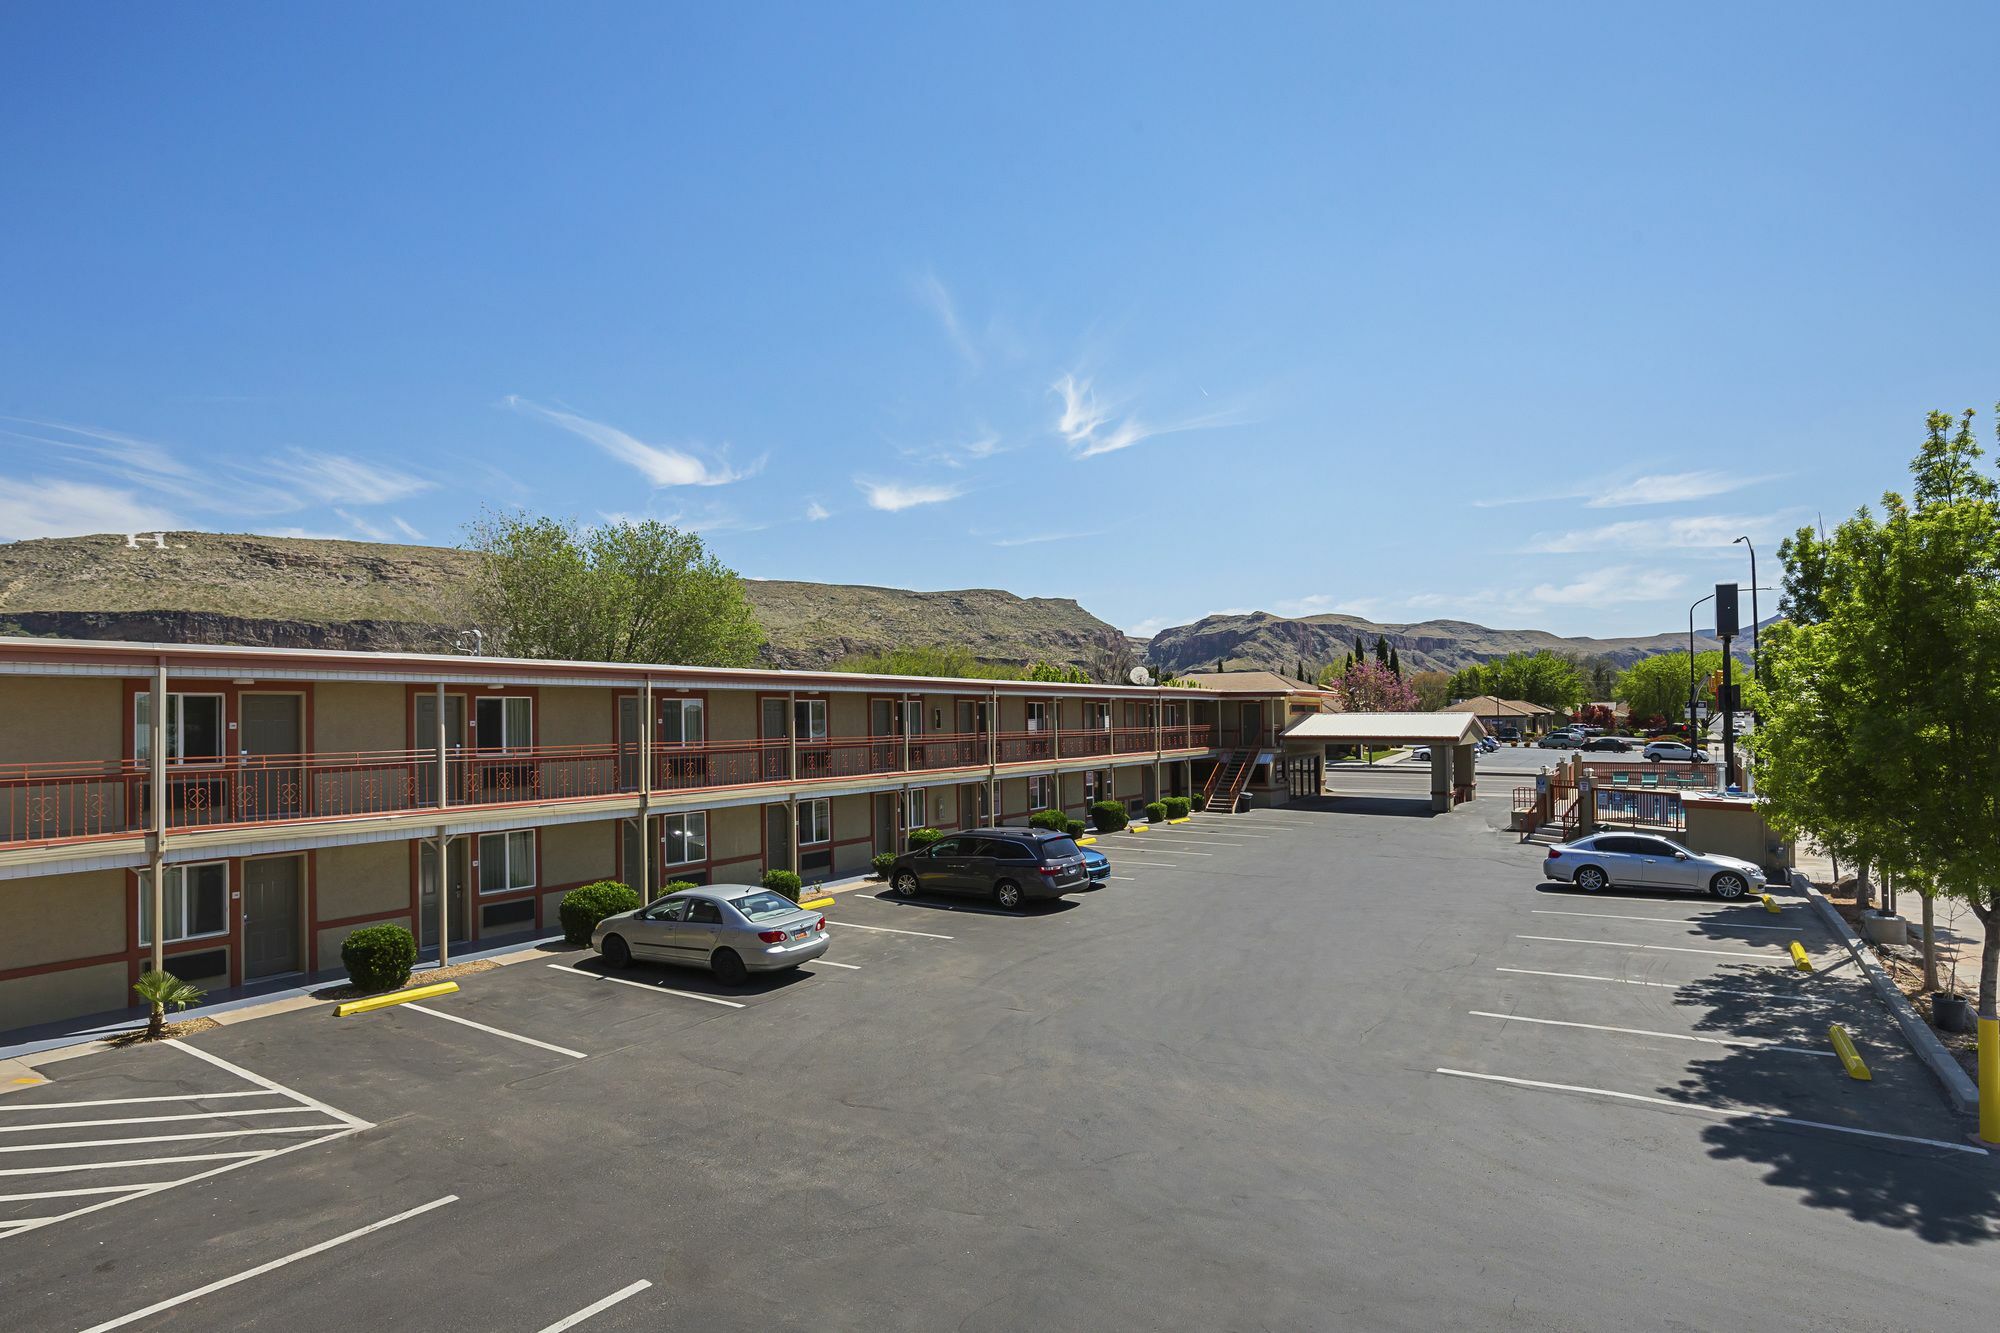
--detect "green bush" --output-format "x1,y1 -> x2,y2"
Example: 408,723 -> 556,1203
1143,800 -> 1168,824
907,826 -> 945,850
559,880 -> 641,946
871,852 -> 897,878
762,868 -> 804,901
1163,796 -> 1191,819
1064,818 -> 1086,839
1028,809 -> 1067,832
1192,793 -> 1207,811
1090,800 -> 1129,832
341,923 -> 418,992
663,879 -> 697,895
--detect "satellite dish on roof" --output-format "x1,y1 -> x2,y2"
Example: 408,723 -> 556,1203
1128,666 -> 1154,686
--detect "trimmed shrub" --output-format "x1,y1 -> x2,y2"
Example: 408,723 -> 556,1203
762,869 -> 804,901
1192,793 -> 1207,811
559,880 -> 641,947
1163,796 -> 1191,819
1063,818 -> 1086,839
1090,800 -> 1129,833
663,880 -> 697,895
1143,800 -> 1168,825
341,923 -> 417,992
907,826 -> 945,850
871,852 -> 897,879
1028,809 -> 1067,832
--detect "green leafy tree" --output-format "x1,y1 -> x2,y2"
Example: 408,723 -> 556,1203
1758,407 -> 2000,1021
1410,670 -> 1453,711
465,513 -> 764,666
132,969 -> 204,1040
1614,650 -> 1732,726
1388,646 -> 1402,677
1448,651 -> 1588,712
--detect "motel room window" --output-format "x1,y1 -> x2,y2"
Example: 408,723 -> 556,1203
903,788 -> 928,829
1027,776 -> 1051,811
902,700 -> 924,736
663,811 -> 708,866
137,862 -> 228,944
794,699 -> 828,741
133,693 -> 226,764
660,698 -> 705,745
1084,771 -> 1099,803
474,696 -> 532,751
1089,702 -> 1110,730
798,798 -> 831,845
1025,701 -> 1047,732
478,830 -> 537,894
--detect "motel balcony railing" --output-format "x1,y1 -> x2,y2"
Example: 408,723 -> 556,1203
0,724 -> 1216,850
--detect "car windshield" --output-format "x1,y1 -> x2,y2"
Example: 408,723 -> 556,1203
1039,836 -> 1081,859
730,891 -> 802,921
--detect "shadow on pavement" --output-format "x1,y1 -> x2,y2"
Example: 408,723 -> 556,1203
857,890 -> 1080,918
563,955 -> 818,999
1286,794 -> 1438,818
1659,969 -> 2000,1243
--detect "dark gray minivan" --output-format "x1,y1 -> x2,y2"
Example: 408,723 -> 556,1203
886,827 -> 1090,910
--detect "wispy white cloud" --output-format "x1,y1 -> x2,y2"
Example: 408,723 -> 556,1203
1271,593 -> 1377,619
269,449 -> 433,506
1050,372 -> 1241,460
389,515 -> 426,542
990,530 -> 1103,548
0,477 -> 184,542
1522,510 -> 1801,555
857,479 -> 964,512
1053,374 -> 1112,446
1476,469 -> 1780,511
805,501 -> 831,522
914,270 -> 980,368
504,396 -> 759,488
1405,565 -> 1688,619
657,502 -> 768,534
334,508 -> 392,541
1122,615 -> 1180,638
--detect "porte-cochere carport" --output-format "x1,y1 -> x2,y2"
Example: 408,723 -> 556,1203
1279,712 -> 1489,812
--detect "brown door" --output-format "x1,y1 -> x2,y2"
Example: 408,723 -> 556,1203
1241,702 -> 1263,747
240,694 -> 304,818
413,694 -> 467,805
418,837 -> 470,946
242,856 -> 303,978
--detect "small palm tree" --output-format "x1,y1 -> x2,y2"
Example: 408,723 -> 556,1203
132,969 -> 205,1040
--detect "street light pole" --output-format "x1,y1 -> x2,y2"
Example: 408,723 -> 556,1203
1733,536 -> 1760,681
1687,591 -> 1716,742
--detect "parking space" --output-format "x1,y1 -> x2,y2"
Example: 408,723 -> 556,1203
1440,874 -> 1983,1157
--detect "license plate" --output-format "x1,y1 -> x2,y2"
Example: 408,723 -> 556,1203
792,928 -> 811,940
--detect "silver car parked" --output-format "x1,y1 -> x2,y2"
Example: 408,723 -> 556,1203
1544,833 -> 1765,900
592,885 -> 830,984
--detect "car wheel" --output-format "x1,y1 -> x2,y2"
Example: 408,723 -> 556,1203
1711,872 -> 1748,901
993,879 -> 1025,911
711,948 -> 748,986
893,870 -> 920,897
600,934 -> 631,969
1573,865 -> 1608,893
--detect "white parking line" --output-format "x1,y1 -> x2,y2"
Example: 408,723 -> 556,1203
0,1125 -> 333,1154
0,1106 -> 323,1134
1107,875 -> 1137,882
1494,967 -> 1834,1007
1114,846 -> 1209,855
1,1183 -> 178,1202
826,920 -> 954,940
1517,935 -> 1784,961
170,1039 -> 371,1130
403,1003 -> 588,1059
1531,910 -> 1797,933
1433,1068 -> 1987,1155
1134,838 -> 1243,847
0,1091 -> 281,1112
812,960 -> 863,970
1467,1010 -> 1835,1057
0,1150 -> 269,1179
535,1278 -> 654,1332
545,964 -> 746,1008
76,1195 -> 459,1332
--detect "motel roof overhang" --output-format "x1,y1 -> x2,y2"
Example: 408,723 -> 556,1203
0,634 -> 1212,700
1280,712 -> 1488,746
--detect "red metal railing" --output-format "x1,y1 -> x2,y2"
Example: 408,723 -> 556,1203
0,722 -> 1227,849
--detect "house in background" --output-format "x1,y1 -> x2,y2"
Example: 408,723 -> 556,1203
1440,695 -> 1558,739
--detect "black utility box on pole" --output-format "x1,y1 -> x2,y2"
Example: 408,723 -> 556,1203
1715,583 -> 1739,787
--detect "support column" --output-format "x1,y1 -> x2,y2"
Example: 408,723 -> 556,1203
901,696 -> 914,774
788,795 -> 800,875
787,689 -> 798,782
639,679 -> 654,899
987,688 -> 999,824
1456,742 -> 1476,803
1431,743 -> 1451,813
436,828 -> 451,968
434,683 -> 448,811
148,660 -> 167,977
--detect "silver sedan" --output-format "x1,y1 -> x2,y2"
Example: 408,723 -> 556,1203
592,885 -> 831,984
1543,832 -> 1766,900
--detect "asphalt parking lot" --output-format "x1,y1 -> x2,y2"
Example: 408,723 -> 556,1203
5,799 -> 1998,1331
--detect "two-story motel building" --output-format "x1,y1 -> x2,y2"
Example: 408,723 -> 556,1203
0,636 -> 1328,1033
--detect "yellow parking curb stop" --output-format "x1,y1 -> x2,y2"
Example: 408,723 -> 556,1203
798,896 -> 835,911
1828,1024 -> 1871,1080
1761,893 -> 1781,914
1167,817 -> 1190,824
1789,941 -> 1813,972
335,980 -> 459,1017
1077,836 -> 1097,845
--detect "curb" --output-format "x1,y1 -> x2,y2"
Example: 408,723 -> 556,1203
1798,872 -> 1978,1115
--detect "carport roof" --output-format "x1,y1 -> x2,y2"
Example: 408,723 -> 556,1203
1281,712 -> 1487,744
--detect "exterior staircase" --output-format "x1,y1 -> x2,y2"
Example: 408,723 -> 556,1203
1202,750 -> 1258,814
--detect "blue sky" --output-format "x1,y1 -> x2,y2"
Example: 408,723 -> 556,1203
4,4 -> 1997,639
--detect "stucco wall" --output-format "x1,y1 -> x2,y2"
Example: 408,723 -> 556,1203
312,681 -> 405,754
704,690 -> 755,743
316,841 -> 412,921
0,868 -> 126,972
0,677 -> 123,766
0,961 -> 128,1029
540,819 -> 614,887
708,803 -> 764,878
539,686 -> 613,747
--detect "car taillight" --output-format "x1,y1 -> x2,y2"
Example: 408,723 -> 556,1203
1038,866 -> 1060,876
757,929 -> 788,943
815,916 -> 826,931
1546,849 -> 1561,858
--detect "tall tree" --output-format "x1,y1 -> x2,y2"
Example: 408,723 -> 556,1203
1331,659 -> 1419,712
1613,651 -> 1734,725
1389,646 -> 1402,677
1410,670 -> 1453,711
1449,651 -> 1588,711
465,513 -> 764,666
1373,634 -> 1389,666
